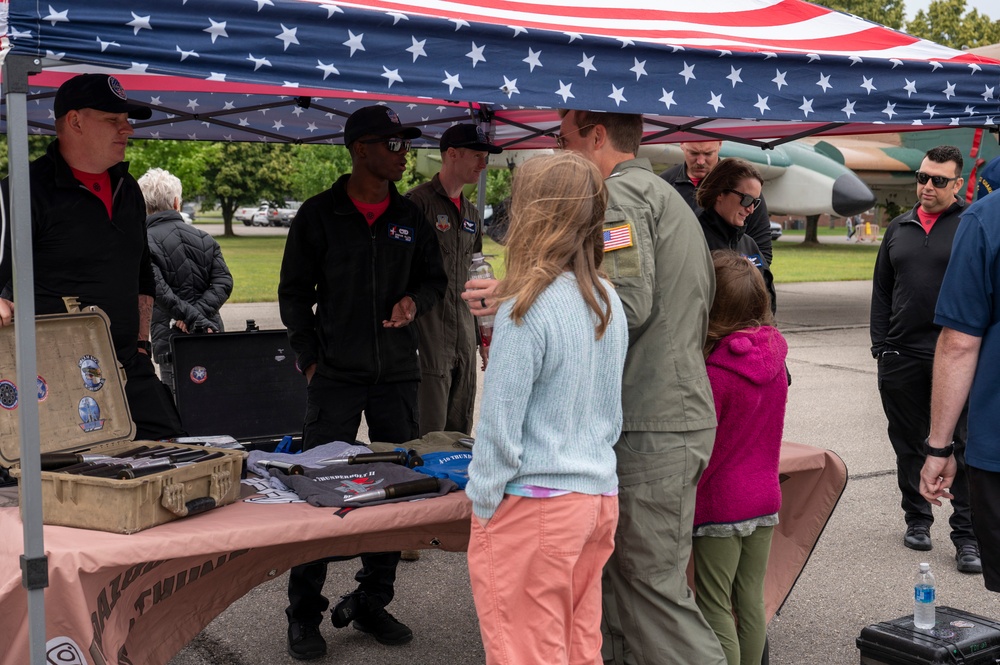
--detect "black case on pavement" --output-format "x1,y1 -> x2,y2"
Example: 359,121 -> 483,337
171,329 -> 306,448
857,606 -> 1000,664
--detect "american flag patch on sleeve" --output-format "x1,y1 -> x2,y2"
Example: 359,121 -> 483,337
603,224 -> 633,252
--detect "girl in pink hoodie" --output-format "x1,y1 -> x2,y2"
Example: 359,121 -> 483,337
693,250 -> 789,665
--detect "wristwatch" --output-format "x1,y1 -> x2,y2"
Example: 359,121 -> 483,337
923,438 -> 955,458
137,340 -> 152,354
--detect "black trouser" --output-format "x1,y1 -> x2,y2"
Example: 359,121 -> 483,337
968,465 -> 1000,592
285,376 -> 419,626
878,351 -> 975,546
122,351 -> 185,440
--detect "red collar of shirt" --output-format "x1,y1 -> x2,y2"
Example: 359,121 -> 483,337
916,206 -> 942,233
350,195 -> 390,226
70,167 -> 112,218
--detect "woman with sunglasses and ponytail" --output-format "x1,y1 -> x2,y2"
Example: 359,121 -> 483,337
696,158 -> 777,312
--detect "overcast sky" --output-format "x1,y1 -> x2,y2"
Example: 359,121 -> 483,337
904,0 -> 1000,20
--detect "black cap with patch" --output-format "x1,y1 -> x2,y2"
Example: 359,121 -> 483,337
344,105 -> 421,147
440,124 -> 502,154
54,74 -> 152,120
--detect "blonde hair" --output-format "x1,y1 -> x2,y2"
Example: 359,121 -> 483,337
497,152 -> 614,338
705,250 -> 774,357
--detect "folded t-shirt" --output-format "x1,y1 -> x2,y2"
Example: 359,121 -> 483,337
270,462 -> 457,507
412,451 -> 472,489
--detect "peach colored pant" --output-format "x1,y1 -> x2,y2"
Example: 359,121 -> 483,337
468,493 -> 618,665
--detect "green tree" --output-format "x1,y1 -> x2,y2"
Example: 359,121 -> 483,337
817,0 -> 906,29
906,0 -> 1000,49
485,167 -> 513,205
203,142 -> 295,236
289,144 -> 352,201
0,135 -> 56,178
125,139 -> 209,202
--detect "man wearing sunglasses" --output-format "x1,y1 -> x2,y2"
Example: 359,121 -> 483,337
871,145 -> 981,575
278,105 -> 447,660
659,141 -> 774,265
406,124 -> 502,438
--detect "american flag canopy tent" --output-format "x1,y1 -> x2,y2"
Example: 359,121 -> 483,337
2,0 -> 1000,148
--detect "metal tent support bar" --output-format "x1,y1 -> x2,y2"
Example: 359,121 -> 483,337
3,52 -> 47,665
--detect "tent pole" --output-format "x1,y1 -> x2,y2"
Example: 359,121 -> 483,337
3,53 -> 46,665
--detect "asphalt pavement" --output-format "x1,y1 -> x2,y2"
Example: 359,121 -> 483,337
169,276 -> 1000,665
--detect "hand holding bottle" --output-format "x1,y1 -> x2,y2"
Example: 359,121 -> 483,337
462,278 -> 499,317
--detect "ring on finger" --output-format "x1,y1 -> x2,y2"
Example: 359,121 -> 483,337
480,298 -> 487,308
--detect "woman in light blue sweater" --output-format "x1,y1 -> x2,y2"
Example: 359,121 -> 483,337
466,152 -> 628,665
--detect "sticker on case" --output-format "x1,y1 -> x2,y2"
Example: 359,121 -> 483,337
78,397 -> 105,432
78,355 -> 105,392
37,376 -> 48,402
190,366 -> 208,384
0,379 -> 18,410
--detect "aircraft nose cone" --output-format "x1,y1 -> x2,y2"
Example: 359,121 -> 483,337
832,172 -> 877,216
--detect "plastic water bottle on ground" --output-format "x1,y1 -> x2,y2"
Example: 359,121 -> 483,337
468,252 -> 495,348
913,562 -> 936,630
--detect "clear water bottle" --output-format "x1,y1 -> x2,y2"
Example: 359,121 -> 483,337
913,562 -> 936,629
468,252 -> 495,348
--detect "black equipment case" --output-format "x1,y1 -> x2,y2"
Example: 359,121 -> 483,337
170,328 -> 306,449
857,606 -> 1000,664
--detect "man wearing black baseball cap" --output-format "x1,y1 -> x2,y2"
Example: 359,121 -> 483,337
278,105 -> 446,660
54,73 -> 152,120
406,124 -> 502,443
0,73 -> 183,440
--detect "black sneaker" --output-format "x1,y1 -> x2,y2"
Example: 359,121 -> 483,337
353,607 -> 413,645
904,525 -> 932,551
331,592 -> 364,628
956,543 -> 983,574
287,622 -> 326,661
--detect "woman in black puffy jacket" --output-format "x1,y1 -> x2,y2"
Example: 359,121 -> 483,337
139,168 -> 233,392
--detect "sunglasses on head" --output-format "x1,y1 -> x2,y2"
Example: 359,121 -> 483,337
726,189 -> 761,209
915,172 -> 958,188
360,137 -> 411,153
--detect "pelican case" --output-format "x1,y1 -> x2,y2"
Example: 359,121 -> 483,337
0,305 -> 244,534
857,606 -> 1000,664
169,327 -> 306,450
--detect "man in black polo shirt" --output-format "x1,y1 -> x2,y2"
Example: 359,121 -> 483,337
0,74 -> 183,440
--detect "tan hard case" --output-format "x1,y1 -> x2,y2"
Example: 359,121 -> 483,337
0,305 -> 244,534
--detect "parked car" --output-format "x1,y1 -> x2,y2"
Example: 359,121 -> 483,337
250,201 -> 300,227
181,202 -> 197,222
235,205 -> 259,226
250,204 -> 271,227
268,201 -> 300,227
180,211 -> 193,225
770,220 -> 783,241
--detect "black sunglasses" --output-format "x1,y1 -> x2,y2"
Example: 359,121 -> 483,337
726,189 -> 761,209
360,137 -> 412,153
915,172 -> 959,188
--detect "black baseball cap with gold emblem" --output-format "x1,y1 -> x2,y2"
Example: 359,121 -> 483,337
54,74 -> 152,120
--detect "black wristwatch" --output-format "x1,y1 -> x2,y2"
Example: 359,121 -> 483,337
137,340 -> 152,354
923,438 -> 955,458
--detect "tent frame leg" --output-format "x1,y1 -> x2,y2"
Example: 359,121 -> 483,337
4,52 -> 47,665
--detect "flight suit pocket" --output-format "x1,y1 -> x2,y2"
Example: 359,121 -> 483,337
602,217 -> 641,279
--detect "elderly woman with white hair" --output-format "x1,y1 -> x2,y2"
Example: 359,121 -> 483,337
138,167 -> 233,392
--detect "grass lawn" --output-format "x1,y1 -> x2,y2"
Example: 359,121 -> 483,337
215,236 -> 284,303
217,232 -> 877,303
772,242 -> 879,282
